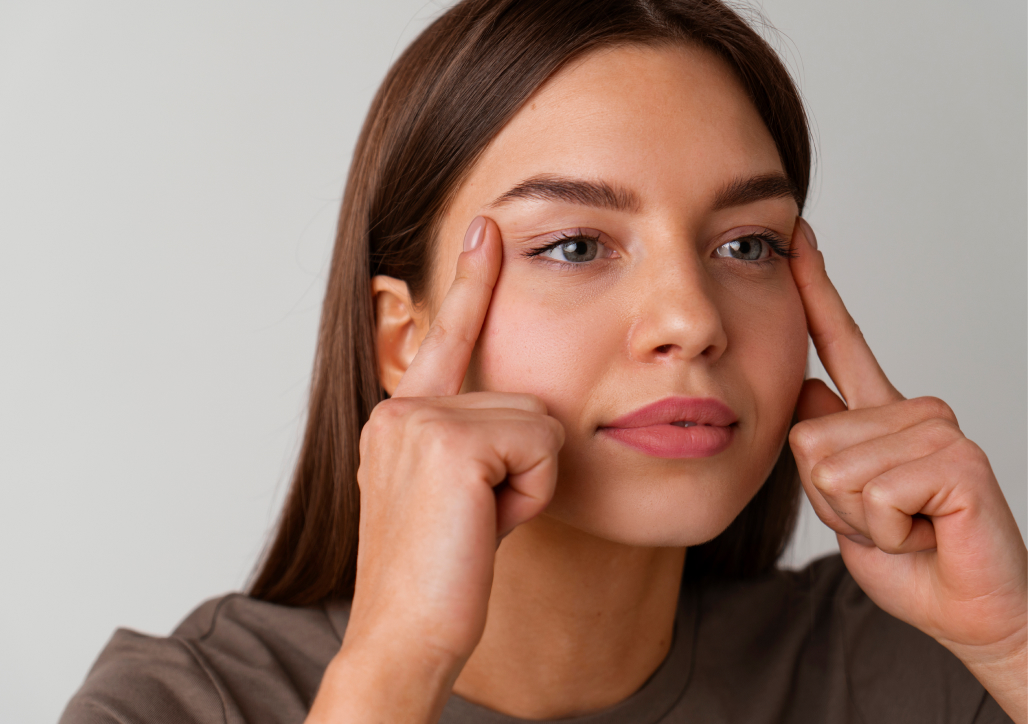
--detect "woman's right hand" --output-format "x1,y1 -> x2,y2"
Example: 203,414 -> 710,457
306,217 -> 565,723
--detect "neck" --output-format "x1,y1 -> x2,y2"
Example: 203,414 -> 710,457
452,515 -> 686,719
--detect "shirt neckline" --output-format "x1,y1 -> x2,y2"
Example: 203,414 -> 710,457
438,586 -> 697,724
325,586 -> 697,724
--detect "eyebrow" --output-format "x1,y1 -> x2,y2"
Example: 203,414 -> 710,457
488,174 -> 641,213
487,171 -> 799,214
711,173 -> 799,211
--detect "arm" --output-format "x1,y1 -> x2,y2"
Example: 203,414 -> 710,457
787,218 -> 1027,722
303,217 -> 563,723
307,634 -> 460,724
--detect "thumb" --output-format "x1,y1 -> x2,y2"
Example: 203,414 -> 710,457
796,378 -> 847,422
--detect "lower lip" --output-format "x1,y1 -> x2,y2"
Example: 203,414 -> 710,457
601,424 -> 735,458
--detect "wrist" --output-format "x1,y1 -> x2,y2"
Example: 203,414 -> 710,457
945,627 -> 1027,724
306,630 -> 464,724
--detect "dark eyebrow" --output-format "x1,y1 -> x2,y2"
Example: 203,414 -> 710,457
488,174 -> 641,213
711,173 -> 799,212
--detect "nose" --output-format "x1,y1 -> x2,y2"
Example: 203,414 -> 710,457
627,253 -> 728,365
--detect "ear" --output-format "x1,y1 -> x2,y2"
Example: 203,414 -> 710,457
371,275 -> 429,395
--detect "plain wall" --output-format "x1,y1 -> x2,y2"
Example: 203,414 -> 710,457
0,1 -> 1024,721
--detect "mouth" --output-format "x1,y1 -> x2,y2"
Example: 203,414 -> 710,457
598,396 -> 737,459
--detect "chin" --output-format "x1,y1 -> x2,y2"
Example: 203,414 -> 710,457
541,466 -> 765,548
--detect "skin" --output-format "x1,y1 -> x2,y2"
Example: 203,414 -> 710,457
306,44 -> 1027,723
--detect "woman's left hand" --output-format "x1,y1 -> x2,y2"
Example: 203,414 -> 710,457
787,218 -> 1027,723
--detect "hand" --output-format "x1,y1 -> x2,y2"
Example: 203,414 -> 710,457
787,218 -> 1027,722
307,217 -> 564,724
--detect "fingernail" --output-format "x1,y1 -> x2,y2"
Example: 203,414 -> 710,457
463,216 -> 487,252
798,217 -> 818,250
845,533 -> 875,547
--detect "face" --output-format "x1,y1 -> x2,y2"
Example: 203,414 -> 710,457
424,43 -> 808,546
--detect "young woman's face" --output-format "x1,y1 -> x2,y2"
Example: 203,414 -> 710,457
428,43 -> 808,546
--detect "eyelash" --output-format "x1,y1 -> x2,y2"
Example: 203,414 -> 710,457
522,229 -> 795,266
522,230 -> 604,262
739,230 -> 796,261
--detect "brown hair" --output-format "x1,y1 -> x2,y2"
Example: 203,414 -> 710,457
249,0 -> 810,605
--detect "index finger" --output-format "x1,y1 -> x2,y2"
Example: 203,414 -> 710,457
393,216 -> 502,398
790,218 -> 903,410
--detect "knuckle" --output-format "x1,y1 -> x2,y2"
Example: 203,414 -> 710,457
788,420 -> 821,457
364,399 -> 413,443
355,463 -> 371,492
453,268 -> 490,297
515,392 -> 548,415
420,321 -> 450,352
911,396 -> 957,424
544,417 -> 566,450
451,265 -> 476,285
919,416 -> 961,444
363,406 -> 392,445
359,397 -> 427,471
406,404 -> 443,432
425,314 -> 478,353
949,437 -> 990,471
371,397 -> 411,425
862,479 -> 890,509
414,412 -> 464,452
810,460 -> 846,497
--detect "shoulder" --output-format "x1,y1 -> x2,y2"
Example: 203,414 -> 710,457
688,554 -> 1009,723
60,594 -> 347,724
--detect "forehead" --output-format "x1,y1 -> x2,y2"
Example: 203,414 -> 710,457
457,43 -> 783,214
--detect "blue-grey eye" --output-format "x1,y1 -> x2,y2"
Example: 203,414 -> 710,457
715,236 -> 771,261
542,237 -> 602,263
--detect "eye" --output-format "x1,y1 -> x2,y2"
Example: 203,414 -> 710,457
543,238 -> 600,263
531,232 -> 613,264
714,232 -> 785,262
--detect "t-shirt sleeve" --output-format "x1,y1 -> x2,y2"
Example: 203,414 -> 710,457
824,556 -> 1014,724
58,629 -> 228,724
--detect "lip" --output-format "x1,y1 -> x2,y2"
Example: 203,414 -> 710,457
599,396 -> 737,459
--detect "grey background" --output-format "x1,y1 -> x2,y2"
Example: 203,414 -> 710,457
0,1 -> 1024,721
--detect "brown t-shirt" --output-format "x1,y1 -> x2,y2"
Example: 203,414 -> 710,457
59,555 -> 1012,723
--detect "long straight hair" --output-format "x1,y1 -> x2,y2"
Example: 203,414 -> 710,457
250,0 -> 811,605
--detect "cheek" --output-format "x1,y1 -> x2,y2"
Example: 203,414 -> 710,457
462,269 -> 616,419
724,279 -> 808,440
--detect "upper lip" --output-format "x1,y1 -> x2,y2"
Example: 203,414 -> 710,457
600,396 -> 738,429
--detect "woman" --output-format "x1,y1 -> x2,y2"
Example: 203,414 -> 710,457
61,0 -> 1026,722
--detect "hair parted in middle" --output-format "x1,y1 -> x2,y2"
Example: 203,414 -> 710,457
250,0 -> 812,607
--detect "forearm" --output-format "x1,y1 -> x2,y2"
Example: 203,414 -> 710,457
305,634 -> 462,724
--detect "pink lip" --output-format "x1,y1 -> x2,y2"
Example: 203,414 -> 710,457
599,396 -> 738,459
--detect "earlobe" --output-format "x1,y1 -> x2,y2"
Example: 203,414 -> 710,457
371,276 -> 426,395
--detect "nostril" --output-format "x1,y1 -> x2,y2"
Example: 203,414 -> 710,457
655,344 -> 672,354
